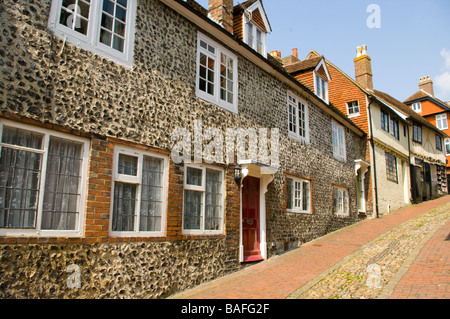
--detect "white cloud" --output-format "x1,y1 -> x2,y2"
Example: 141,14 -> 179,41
435,72 -> 450,99
435,49 -> 450,101
441,48 -> 450,69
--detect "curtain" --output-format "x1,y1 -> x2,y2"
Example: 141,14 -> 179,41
140,156 -> 163,232
42,137 -> 83,230
0,127 -> 43,229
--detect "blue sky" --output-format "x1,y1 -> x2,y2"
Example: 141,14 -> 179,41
195,0 -> 450,103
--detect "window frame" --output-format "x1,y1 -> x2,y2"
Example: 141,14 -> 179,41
436,135 -> 443,151
346,101 -> 360,118
109,145 -> 168,237
332,120 -> 346,161
385,152 -> 398,183
412,122 -> 423,144
436,113 -> 448,130
445,138 -> 450,156
0,120 -> 90,237
333,186 -> 349,217
47,0 -> 137,68
381,109 -> 390,133
412,102 -> 422,113
287,92 -> 309,144
196,32 -> 239,114
314,72 -> 329,103
244,20 -> 267,57
390,116 -> 400,140
286,176 -> 311,214
182,164 -> 225,236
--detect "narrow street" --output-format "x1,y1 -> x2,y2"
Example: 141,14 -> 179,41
171,196 -> 450,299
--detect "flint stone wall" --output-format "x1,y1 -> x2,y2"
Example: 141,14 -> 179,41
0,0 -> 366,298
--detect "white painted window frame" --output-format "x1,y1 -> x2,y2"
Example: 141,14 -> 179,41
182,163 -> 225,236
286,176 -> 311,214
244,20 -> 267,57
313,73 -> 329,104
436,113 -> 448,130
0,119 -> 90,237
445,138 -> 450,156
109,145 -> 168,237
412,102 -> 422,113
196,32 -> 238,114
47,0 -> 137,68
332,120 -> 346,161
347,100 -> 360,118
287,92 -> 309,144
333,186 -> 349,217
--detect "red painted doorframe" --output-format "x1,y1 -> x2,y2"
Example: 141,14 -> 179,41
242,176 -> 263,262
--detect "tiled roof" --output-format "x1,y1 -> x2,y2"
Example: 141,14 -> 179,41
373,90 -> 447,137
284,56 -> 323,74
404,90 -> 450,111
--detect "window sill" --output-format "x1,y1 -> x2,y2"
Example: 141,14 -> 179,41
348,113 -> 361,119
196,92 -> 238,114
288,132 -> 309,144
109,231 -> 165,238
287,209 -> 312,214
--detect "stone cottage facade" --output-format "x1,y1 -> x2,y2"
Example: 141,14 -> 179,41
280,45 -> 447,217
0,0 -> 367,298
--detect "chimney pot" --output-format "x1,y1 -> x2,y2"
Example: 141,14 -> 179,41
418,75 -> 434,96
354,45 -> 373,90
270,50 -> 281,59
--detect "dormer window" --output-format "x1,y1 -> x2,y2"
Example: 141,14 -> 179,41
245,22 -> 266,56
312,58 -> 331,103
238,0 -> 272,58
315,73 -> 328,103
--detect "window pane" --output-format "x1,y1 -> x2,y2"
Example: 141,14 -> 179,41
59,0 -> 90,35
302,181 -> 310,211
118,154 -> 137,176
140,157 -> 163,232
41,138 -> 83,230
0,147 -> 42,229
286,178 -> 293,210
112,182 -> 136,231
102,0 -> 115,15
186,167 -> 202,186
184,190 -> 202,230
113,35 -> 124,52
205,169 -> 222,230
1,126 -> 43,150
100,29 -> 112,46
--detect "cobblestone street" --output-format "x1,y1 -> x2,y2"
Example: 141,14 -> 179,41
171,196 -> 450,299
288,201 -> 450,299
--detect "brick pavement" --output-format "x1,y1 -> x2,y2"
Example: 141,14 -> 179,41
389,219 -> 450,299
169,195 -> 450,299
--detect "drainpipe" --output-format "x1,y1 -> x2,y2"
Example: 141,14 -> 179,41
407,119 -> 413,203
367,95 -> 379,218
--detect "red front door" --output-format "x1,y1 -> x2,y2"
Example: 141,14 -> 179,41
242,176 -> 262,262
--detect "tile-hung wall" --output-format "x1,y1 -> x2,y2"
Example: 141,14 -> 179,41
0,0 -> 366,298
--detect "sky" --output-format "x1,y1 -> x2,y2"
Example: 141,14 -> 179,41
195,0 -> 450,103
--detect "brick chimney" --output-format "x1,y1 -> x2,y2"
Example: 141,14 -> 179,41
354,45 -> 373,90
419,75 -> 434,96
208,0 -> 234,34
292,48 -> 298,59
